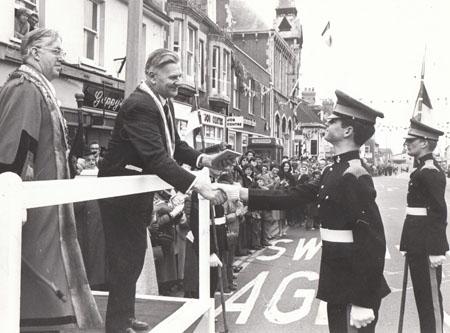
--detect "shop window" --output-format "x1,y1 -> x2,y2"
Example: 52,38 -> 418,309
261,93 -> 266,119
248,79 -> 255,115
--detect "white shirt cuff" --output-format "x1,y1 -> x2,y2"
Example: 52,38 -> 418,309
196,153 -> 206,168
186,176 -> 198,193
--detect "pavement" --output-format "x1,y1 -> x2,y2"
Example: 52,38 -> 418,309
214,174 -> 450,333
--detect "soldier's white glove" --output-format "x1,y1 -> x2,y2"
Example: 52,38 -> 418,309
210,253 -> 223,267
350,305 -> 375,328
212,183 -> 241,201
429,255 -> 446,268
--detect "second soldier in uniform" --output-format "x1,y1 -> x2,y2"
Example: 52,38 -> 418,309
401,119 -> 449,333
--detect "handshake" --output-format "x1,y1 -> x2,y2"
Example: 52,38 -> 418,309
192,179 -> 243,205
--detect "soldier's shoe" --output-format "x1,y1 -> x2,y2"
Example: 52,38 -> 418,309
129,318 -> 149,331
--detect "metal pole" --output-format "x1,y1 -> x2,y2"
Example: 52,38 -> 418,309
398,255 -> 409,333
210,205 -> 229,333
0,172 -> 24,333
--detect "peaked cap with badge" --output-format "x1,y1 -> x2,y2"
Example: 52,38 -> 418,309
328,90 -> 384,124
404,118 -> 444,141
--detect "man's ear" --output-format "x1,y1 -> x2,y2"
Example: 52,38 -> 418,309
343,125 -> 354,138
146,70 -> 157,84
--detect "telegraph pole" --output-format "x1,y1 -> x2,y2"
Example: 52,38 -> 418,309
125,0 -> 143,98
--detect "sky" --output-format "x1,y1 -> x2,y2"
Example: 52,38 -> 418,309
243,0 -> 450,154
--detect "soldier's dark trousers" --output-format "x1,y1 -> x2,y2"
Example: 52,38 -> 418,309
327,303 -> 379,333
408,253 -> 444,333
99,194 -> 152,333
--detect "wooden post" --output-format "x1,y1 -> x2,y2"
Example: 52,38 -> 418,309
125,0 -> 143,98
0,172 -> 24,333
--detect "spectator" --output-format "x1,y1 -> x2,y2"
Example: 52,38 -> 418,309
0,28 -> 102,329
14,7 -> 30,39
28,12 -> 39,31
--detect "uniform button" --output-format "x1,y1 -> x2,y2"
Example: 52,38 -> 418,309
316,194 -> 319,198
321,185 -> 324,189
362,210 -> 365,214
329,168 -> 333,171
325,195 -> 329,200
317,204 -> 321,208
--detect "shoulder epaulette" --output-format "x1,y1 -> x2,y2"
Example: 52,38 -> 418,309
343,159 -> 369,178
421,160 -> 438,171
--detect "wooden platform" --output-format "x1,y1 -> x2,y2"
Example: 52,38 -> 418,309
21,294 -> 202,333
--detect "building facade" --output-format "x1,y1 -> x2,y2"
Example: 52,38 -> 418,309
1,0 -> 170,149
2,0 -> 303,155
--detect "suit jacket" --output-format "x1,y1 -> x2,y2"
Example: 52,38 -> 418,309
98,87 -> 200,193
248,150 -> 390,308
400,154 -> 449,255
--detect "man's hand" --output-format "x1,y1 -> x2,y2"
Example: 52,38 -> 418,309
212,183 -> 241,201
350,305 -> 375,329
429,255 -> 446,268
200,152 -> 236,170
193,178 -> 227,205
210,253 -> 223,267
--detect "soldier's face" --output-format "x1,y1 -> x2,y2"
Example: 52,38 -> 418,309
152,62 -> 182,99
325,118 -> 347,143
404,138 -> 424,157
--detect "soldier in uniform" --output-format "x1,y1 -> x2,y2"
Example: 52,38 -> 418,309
227,90 -> 391,332
400,119 -> 449,333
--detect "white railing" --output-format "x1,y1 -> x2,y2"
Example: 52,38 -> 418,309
0,169 -> 213,333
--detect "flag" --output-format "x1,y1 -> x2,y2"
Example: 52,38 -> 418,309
321,21 -> 332,47
412,55 -> 432,122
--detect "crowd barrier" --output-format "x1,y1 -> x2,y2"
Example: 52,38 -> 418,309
0,169 -> 213,333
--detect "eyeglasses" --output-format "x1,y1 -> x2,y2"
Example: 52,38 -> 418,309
35,46 -> 66,58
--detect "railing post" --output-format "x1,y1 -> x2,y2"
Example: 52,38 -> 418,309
0,172 -> 24,333
198,168 -> 211,301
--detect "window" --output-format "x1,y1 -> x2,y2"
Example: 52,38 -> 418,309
15,0 -> 37,11
242,133 -> 248,148
222,50 -> 230,96
248,79 -> 254,115
261,92 -> 266,118
84,0 -> 100,61
233,72 -> 239,109
212,46 -> 220,93
173,19 -> 182,55
198,39 -> 205,89
187,26 -> 196,80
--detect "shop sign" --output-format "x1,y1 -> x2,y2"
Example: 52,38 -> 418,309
226,116 -> 244,128
203,112 -> 225,126
83,83 -> 124,112
244,117 -> 256,127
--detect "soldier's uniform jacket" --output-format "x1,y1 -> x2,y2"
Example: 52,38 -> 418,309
249,150 -> 390,308
400,153 -> 449,255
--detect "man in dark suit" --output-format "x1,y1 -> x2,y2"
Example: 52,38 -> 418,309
98,49 -> 229,333
401,119 -> 448,333
230,90 -> 391,332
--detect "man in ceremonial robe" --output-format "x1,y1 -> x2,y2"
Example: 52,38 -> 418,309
0,29 -> 102,330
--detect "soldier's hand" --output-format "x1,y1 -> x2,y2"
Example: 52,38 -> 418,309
429,255 -> 446,268
350,305 -> 375,329
210,253 -> 223,267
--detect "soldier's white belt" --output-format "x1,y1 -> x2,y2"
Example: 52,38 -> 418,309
211,216 -> 226,225
320,228 -> 354,243
406,207 -> 427,216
